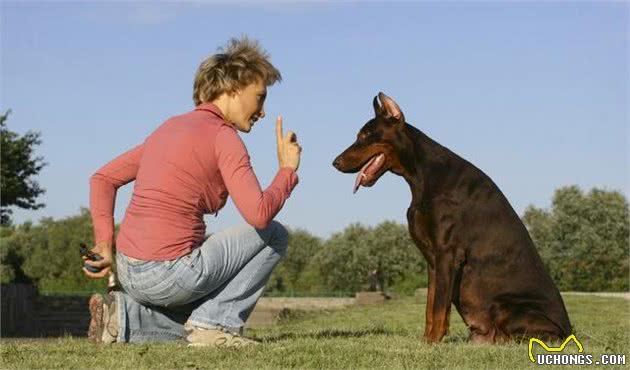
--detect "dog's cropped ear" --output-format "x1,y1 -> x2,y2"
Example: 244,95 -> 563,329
378,92 -> 404,122
373,96 -> 385,117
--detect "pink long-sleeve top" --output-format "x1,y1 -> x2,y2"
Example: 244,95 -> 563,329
89,103 -> 299,261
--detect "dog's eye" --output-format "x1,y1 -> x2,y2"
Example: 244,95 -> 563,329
359,131 -> 373,141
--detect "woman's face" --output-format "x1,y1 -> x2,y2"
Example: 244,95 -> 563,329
227,80 -> 267,133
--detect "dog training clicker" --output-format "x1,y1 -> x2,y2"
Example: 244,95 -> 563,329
79,243 -> 104,273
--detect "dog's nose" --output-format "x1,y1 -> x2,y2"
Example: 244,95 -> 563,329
332,157 -> 341,169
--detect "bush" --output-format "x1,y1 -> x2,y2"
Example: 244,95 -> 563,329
0,209 -> 107,292
314,221 -> 426,293
267,228 -> 324,293
523,186 -> 629,291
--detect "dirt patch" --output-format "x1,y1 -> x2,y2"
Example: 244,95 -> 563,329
562,292 -> 630,300
256,297 -> 356,311
246,297 -> 357,328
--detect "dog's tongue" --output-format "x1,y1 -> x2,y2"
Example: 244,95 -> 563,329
353,154 -> 383,193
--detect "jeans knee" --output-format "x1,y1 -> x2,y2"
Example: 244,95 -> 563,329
267,221 -> 289,257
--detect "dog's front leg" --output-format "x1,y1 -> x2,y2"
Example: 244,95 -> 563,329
423,266 -> 436,339
424,250 -> 458,343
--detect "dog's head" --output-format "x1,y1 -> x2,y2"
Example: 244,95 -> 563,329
332,92 -> 409,193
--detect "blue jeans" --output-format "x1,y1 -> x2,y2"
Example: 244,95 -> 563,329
113,221 -> 288,343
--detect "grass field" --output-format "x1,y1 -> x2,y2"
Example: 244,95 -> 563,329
1,293 -> 628,369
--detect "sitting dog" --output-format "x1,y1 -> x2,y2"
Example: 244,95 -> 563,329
332,92 -> 571,343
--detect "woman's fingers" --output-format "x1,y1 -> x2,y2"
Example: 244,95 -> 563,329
287,131 -> 301,152
276,116 -> 283,144
81,240 -> 114,279
84,258 -> 109,269
285,131 -> 297,143
275,115 -> 301,170
83,266 -> 111,279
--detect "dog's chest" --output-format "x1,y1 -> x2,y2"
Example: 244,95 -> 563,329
406,206 -> 434,257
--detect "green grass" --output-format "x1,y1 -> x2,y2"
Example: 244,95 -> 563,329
1,293 -> 628,369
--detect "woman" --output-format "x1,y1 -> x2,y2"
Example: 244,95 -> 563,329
84,37 -> 301,347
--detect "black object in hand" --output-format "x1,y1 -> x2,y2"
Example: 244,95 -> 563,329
79,243 -> 103,273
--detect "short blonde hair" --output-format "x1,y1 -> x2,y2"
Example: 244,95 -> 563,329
193,36 -> 282,106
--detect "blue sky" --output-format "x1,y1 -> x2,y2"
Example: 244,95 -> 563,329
2,1 -> 628,238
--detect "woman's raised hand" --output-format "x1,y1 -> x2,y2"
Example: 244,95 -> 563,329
276,116 -> 301,171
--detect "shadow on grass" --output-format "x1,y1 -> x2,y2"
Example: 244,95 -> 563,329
262,327 -> 395,342
441,334 -> 470,344
262,328 -> 479,345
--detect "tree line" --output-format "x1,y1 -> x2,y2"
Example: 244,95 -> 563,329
1,185 -> 627,294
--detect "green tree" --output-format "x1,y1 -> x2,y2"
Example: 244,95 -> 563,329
1,110 -> 46,225
1,225 -> 18,282
315,221 -> 426,293
267,228 -> 323,293
0,208 -> 106,292
370,221 -> 427,293
23,209 -> 103,291
315,223 -> 370,292
0,223 -> 34,283
523,186 -> 629,291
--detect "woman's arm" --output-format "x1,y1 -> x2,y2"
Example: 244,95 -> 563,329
90,144 -> 144,245
215,129 -> 298,229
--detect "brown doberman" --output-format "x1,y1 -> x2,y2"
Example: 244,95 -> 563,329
332,92 -> 571,343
